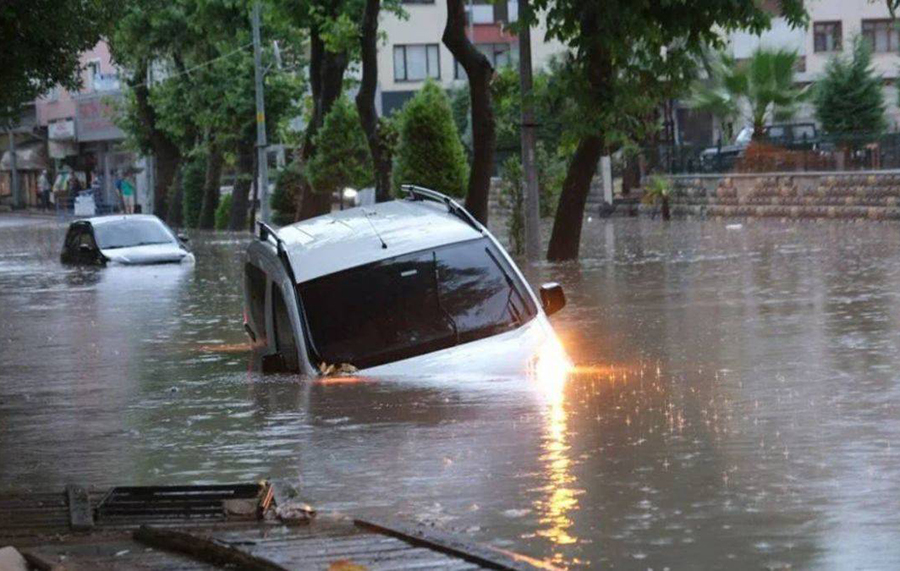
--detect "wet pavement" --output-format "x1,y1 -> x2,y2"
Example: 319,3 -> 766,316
2,213 -> 900,569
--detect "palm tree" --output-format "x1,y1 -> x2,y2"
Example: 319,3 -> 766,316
690,48 -> 807,140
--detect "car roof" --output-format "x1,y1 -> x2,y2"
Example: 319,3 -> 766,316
278,199 -> 484,283
79,214 -> 165,226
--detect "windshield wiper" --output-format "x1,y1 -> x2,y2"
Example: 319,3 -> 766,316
485,247 -> 525,327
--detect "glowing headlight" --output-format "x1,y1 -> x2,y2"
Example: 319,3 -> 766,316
531,334 -> 572,401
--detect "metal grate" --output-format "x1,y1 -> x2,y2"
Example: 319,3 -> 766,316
95,483 -> 266,522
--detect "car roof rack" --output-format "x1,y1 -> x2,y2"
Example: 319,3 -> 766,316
401,184 -> 482,233
257,221 -> 283,250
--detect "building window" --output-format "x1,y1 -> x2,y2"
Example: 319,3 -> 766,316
455,43 -> 516,79
394,44 -> 440,82
862,19 -> 899,53
813,21 -> 842,52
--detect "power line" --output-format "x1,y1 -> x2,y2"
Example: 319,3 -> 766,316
126,42 -> 254,90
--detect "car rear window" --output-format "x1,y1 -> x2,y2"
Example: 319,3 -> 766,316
297,238 -> 536,370
93,219 -> 175,250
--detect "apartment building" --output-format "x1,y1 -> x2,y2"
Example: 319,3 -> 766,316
728,0 -> 900,130
377,0 -> 566,115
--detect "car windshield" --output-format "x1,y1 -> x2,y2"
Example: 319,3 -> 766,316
93,218 -> 175,250
297,237 -> 537,370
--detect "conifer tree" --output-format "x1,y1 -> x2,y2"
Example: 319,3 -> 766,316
814,37 -> 886,136
394,81 -> 469,198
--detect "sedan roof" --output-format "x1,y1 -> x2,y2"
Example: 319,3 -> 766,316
82,214 -> 165,226
278,199 -> 483,283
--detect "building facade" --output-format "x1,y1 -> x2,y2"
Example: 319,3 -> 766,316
727,0 -> 900,133
35,41 -> 135,209
377,0 -> 566,115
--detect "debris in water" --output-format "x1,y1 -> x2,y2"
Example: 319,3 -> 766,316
726,223 -> 743,230
319,362 -> 359,376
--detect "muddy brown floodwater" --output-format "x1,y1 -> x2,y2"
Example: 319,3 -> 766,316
2,213 -> 900,569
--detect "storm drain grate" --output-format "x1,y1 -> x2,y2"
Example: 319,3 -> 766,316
95,483 -> 269,523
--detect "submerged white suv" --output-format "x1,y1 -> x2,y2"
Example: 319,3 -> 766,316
242,186 -> 567,377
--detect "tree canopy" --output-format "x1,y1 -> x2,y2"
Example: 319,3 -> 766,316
1,0 -> 116,121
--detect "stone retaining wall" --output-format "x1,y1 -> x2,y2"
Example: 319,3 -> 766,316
665,171 -> 900,220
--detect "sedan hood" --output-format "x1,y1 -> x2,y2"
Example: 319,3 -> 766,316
100,243 -> 192,265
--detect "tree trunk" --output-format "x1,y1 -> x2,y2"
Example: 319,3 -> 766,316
166,166 -> 184,227
198,142 -> 223,229
518,0 -> 541,261
229,139 -> 254,231
443,0 -> 495,225
297,20 -> 349,221
130,62 -> 181,219
356,0 -> 392,202
546,135 -> 604,261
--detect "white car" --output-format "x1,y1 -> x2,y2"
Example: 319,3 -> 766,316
60,214 -> 194,266
242,186 -> 568,378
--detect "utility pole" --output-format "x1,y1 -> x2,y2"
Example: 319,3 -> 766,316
518,0 -> 540,261
8,130 -> 21,209
252,1 -> 271,224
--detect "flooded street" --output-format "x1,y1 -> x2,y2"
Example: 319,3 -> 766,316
3,213 -> 900,569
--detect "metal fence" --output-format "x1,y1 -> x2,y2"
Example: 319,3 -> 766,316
644,132 -> 900,175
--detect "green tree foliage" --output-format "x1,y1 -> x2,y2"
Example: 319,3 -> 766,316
181,157 -> 207,228
215,194 -> 233,230
272,161 -> 303,226
814,37 -> 886,137
306,96 -> 373,197
691,48 -> 808,139
0,1 -> 115,120
526,0 -> 806,260
394,81 -> 469,198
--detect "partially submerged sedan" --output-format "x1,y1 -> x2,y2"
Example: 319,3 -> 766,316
243,186 -> 568,378
61,215 -> 194,266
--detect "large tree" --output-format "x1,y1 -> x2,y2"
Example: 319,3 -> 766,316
113,0 -> 301,227
355,0 -> 394,202
528,0 -> 806,261
443,0 -> 496,225
110,0 -> 194,219
0,1 -> 115,121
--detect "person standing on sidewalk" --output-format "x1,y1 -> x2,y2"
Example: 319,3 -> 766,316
38,170 -> 51,210
120,174 -> 136,214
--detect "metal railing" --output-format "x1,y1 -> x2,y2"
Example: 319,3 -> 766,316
643,132 -> 900,175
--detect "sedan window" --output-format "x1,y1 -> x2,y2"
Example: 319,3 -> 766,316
93,219 -> 176,250
297,238 -> 536,370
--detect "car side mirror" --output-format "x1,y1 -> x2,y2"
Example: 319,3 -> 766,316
177,233 -> 189,243
540,282 -> 566,317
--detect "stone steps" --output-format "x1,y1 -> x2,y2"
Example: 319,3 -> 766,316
668,203 -> 900,220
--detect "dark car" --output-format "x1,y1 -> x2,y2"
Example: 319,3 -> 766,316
700,123 -> 820,171
61,215 -> 194,266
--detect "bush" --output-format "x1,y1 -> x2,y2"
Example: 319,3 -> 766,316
215,193 -> 232,230
394,80 -> 468,198
814,36 -> 886,137
181,157 -> 206,229
306,96 -> 373,197
272,160 -> 302,226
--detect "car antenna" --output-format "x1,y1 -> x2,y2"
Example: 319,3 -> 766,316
364,210 -> 388,249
